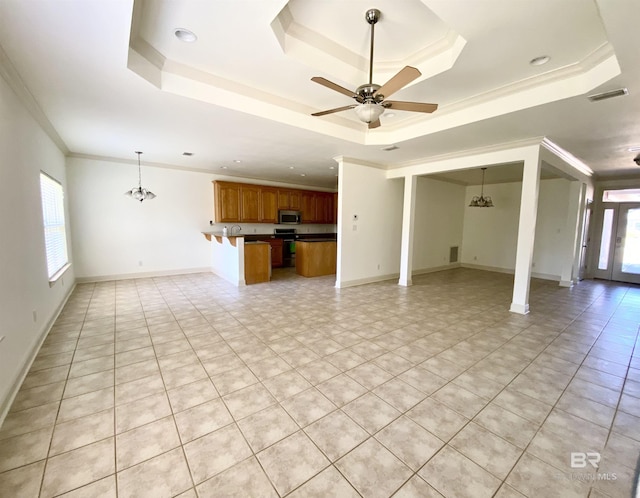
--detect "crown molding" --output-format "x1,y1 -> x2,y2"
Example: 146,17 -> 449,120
0,43 -> 68,154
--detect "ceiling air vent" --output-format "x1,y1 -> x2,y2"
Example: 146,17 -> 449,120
587,88 -> 629,102
381,145 -> 399,152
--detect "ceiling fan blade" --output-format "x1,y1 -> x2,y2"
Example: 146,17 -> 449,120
374,66 -> 421,99
311,77 -> 357,98
384,100 -> 438,113
368,119 -> 381,129
311,104 -> 357,117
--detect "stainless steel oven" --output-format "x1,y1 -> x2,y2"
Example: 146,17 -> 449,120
274,228 -> 297,267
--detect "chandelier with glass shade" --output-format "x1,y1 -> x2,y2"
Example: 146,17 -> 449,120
125,151 -> 156,202
469,167 -> 494,208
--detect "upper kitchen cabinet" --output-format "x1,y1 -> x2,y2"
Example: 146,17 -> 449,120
315,192 -> 333,224
277,189 -> 301,211
260,188 -> 278,223
289,190 -> 301,210
214,181 -> 241,223
241,184 -> 261,222
277,189 -> 290,210
301,191 -> 317,224
213,181 -> 335,224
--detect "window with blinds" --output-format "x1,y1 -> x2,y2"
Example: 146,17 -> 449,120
40,172 -> 69,279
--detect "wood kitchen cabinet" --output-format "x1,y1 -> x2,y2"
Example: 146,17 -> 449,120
315,192 -> 333,224
267,238 -> 283,267
214,181 -> 335,224
289,190 -> 301,210
214,182 -> 241,223
277,189 -> 291,210
301,191 -> 317,223
277,189 -> 302,211
296,241 -> 337,277
260,188 -> 278,223
333,192 -> 338,224
244,242 -> 270,284
240,184 -> 261,222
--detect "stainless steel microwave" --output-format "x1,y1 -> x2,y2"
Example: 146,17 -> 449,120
279,210 -> 302,224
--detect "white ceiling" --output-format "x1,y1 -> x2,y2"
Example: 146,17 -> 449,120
0,0 -> 639,189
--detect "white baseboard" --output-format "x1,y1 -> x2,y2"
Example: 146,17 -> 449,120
460,263 -> 560,282
75,267 -> 213,283
412,263 -> 461,276
336,273 -> 400,289
0,281 -> 77,428
460,263 -> 515,275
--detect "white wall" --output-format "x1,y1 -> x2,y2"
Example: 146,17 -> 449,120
413,177 -> 465,271
461,178 -> 571,279
67,157 -> 213,280
337,161 -> 403,286
532,178 -> 572,278
67,157 -> 336,280
0,72 -> 75,422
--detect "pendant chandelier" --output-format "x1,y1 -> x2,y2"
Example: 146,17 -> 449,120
125,151 -> 156,202
469,167 -> 494,207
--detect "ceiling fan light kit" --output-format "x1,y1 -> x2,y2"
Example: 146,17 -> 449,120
311,8 -> 438,129
354,102 -> 385,123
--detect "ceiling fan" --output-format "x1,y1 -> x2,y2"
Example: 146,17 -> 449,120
311,8 -> 438,129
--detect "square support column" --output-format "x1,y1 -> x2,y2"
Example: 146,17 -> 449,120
559,181 -> 585,287
399,175 -> 417,286
510,152 -> 542,314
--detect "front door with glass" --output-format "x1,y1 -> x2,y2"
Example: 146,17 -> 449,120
594,202 -> 640,284
612,203 -> 640,284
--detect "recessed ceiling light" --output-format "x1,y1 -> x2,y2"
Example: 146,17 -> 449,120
529,55 -> 550,66
300,173 -> 306,177
174,28 -> 197,43
289,166 -> 295,170
628,146 -> 640,152
233,159 -> 242,163
182,152 -> 193,156
220,166 -> 228,169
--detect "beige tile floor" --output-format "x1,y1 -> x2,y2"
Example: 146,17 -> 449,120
0,268 -> 639,497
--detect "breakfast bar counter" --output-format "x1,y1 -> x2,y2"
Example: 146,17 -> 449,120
295,240 -> 337,277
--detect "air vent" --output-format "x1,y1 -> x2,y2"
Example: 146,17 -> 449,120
587,88 -> 629,102
381,145 -> 398,152
449,246 -> 459,263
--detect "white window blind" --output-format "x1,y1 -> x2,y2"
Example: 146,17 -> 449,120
40,172 -> 68,279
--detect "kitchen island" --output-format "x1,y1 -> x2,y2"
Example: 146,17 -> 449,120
296,240 -> 337,277
202,232 -> 271,286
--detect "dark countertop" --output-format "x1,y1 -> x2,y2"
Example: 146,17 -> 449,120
296,239 -> 337,243
244,233 -> 337,242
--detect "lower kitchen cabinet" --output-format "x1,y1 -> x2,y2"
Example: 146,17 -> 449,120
296,241 -> 336,277
268,238 -> 283,267
244,242 -> 270,284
